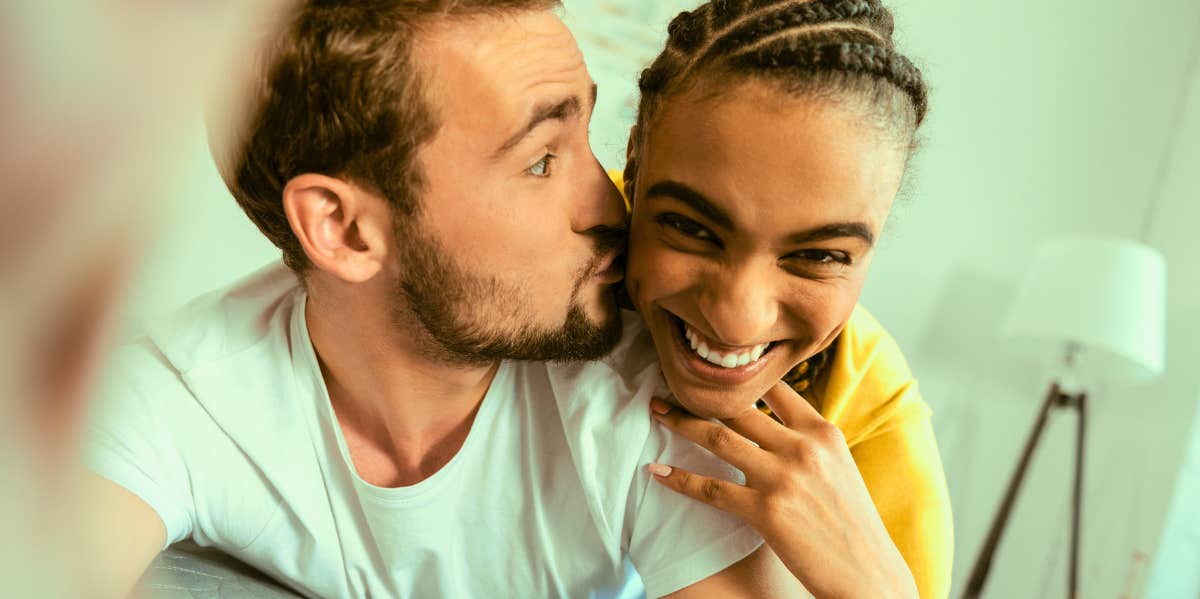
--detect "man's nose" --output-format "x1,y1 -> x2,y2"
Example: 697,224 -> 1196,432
572,156 -> 627,233
698,265 -> 779,348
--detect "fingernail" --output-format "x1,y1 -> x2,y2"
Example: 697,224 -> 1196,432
647,463 -> 673,477
650,397 -> 672,414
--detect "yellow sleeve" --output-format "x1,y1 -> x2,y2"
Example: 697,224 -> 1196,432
819,306 -> 954,599
609,168 -> 631,213
850,397 -> 954,599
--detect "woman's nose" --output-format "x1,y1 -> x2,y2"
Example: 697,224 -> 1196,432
698,264 -> 779,348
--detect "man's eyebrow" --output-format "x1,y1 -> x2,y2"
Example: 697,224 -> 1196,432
644,179 -> 875,246
493,84 -> 597,159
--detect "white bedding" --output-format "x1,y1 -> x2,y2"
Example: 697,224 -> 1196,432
136,543 -> 302,599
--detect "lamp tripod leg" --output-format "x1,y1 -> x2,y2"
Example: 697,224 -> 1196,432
1068,393 -> 1087,599
962,383 -> 1062,598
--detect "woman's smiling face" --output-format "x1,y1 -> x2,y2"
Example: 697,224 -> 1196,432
626,80 -> 908,420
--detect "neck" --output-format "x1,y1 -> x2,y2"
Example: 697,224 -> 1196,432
304,277 -> 498,487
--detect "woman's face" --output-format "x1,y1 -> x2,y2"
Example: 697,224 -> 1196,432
626,80 -> 908,419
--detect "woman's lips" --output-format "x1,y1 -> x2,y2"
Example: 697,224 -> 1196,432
663,309 -> 778,387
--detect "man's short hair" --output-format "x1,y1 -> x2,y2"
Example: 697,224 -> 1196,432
211,0 -> 561,274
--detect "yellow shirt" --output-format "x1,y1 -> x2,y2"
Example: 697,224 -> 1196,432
612,170 -> 954,599
816,306 -> 954,599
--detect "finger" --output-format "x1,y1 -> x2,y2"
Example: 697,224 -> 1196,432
647,463 -> 756,519
721,406 -> 789,451
760,380 -> 823,428
651,400 -> 769,478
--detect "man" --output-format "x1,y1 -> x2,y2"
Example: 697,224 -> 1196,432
84,2 -> 802,597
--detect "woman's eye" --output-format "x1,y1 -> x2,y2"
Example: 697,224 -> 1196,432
804,250 -> 849,264
655,213 -> 718,243
788,250 -> 853,268
526,154 -> 556,178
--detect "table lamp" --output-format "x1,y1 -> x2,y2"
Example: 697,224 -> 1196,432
963,236 -> 1166,598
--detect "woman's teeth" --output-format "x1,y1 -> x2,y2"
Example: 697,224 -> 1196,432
683,323 -> 770,369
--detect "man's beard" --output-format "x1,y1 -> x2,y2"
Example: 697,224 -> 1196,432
393,223 -> 624,366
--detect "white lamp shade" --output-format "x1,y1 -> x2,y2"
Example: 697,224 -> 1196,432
1003,236 -> 1166,384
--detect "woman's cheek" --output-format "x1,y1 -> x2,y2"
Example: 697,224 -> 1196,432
625,230 -> 652,302
791,279 -> 861,347
628,235 -> 675,294
640,248 -> 699,300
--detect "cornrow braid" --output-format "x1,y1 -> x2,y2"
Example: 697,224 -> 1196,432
701,0 -> 883,65
709,0 -> 747,29
666,6 -> 712,54
731,40 -> 928,123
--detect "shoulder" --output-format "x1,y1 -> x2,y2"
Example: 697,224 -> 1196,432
91,263 -> 318,546
99,337 -> 193,411
822,305 -> 931,445
137,260 -> 301,376
837,306 -> 917,385
541,310 -> 666,453
537,311 -> 672,553
97,259 -> 308,444
538,312 -> 670,475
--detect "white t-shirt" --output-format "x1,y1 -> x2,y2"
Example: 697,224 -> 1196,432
85,262 -> 762,598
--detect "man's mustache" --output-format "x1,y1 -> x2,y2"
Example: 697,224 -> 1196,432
591,224 -> 627,256
584,224 -> 628,278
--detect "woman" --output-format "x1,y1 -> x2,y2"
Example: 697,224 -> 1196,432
615,0 -> 952,597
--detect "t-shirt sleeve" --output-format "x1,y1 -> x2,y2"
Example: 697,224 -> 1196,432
624,422 -> 764,598
83,341 -> 197,549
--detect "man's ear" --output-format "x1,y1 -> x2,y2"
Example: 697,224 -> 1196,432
282,174 -> 390,284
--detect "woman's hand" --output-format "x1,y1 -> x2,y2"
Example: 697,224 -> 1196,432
648,381 -> 918,599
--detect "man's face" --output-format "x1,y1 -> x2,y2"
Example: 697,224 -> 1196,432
396,10 -> 627,365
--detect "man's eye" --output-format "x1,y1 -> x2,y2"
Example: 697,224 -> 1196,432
655,213 -> 719,244
526,154 -> 556,178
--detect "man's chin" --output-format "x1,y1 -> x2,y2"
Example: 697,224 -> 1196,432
578,290 -> 624,339
523,299 -> 623,363
579,304 -> 625,359
583,281 -> 623,316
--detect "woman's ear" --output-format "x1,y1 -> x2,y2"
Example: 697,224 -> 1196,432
625,125 -> 638,165
624,125 -> 640,207
282,174 -> 390,284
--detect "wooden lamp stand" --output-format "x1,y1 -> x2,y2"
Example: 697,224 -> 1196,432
963,382 -> 1088,599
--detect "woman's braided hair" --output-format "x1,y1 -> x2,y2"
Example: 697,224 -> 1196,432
624,0 -> 927,203
624,0 -> 929,402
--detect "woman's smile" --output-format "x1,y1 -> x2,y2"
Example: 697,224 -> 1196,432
661,307 -> 783,386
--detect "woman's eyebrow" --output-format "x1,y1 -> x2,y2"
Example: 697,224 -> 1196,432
785,223 -> 875,246
644,180 -> 734,230
644,179 -> 875,246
